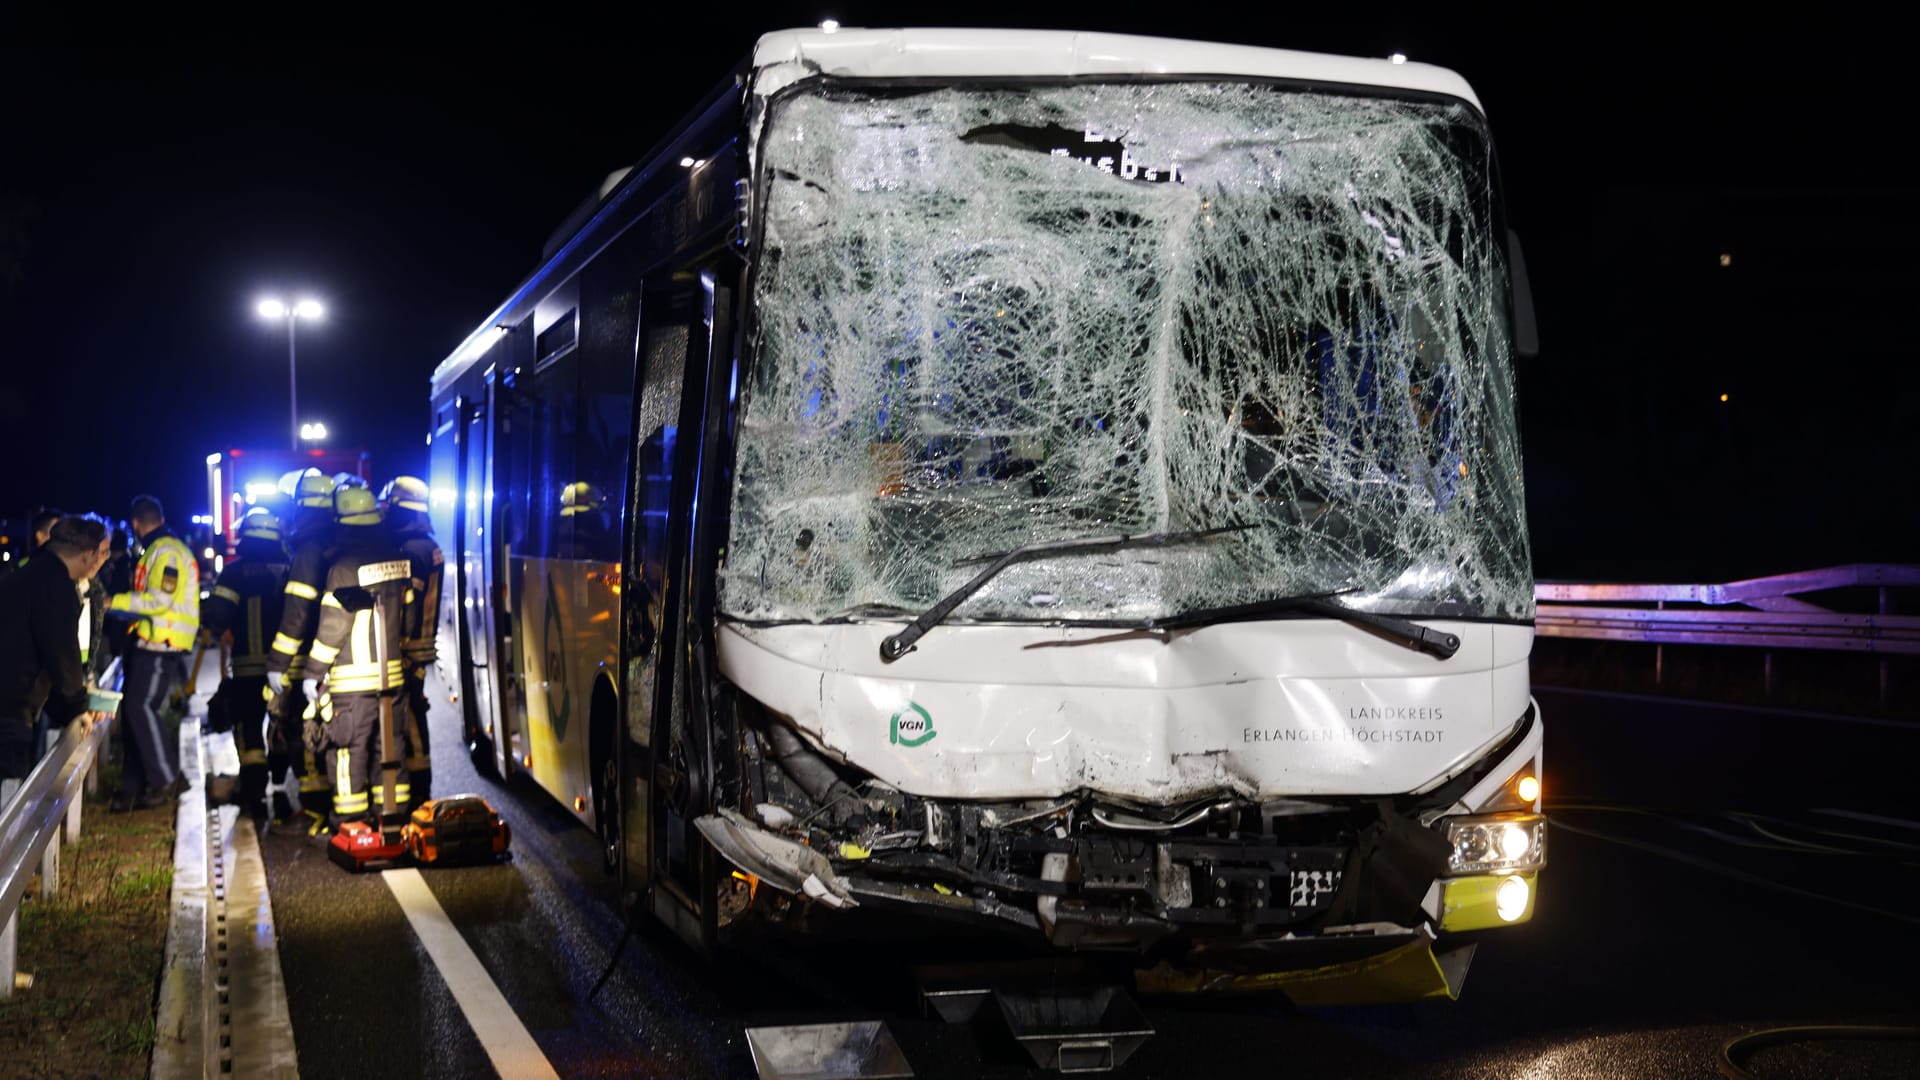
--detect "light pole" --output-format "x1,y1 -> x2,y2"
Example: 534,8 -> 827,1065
299,421 -> 329,445
257,297 -> 325,450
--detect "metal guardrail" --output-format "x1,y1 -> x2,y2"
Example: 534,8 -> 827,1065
0,701 -> 114,997
1535,564 -> 1920,655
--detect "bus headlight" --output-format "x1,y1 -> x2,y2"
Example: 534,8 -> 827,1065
1445,813 -> 1546,874
1495,875 -> 1531,922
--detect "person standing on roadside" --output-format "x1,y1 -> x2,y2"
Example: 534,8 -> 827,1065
0,515 -> 110,795
108,494 -> 201,811
264,469 -> 337,829
0,507 -> 66,583
382,476 -> 442,811
275,484 -> 411,833
201,508 -> 289,826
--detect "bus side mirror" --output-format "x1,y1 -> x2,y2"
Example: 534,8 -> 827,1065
1507,229 -> 1540,360
334,585 -> 375,612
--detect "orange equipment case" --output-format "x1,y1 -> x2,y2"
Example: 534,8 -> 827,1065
401,795 -> 511,865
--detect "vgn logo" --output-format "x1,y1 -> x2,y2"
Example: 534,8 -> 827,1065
889,702 -> 937,748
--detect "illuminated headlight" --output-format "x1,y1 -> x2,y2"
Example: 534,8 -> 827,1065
1495,875 -> 1531,922
1446,813 -> 1546,874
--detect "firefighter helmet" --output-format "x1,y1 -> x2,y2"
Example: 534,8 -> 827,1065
333,472 -> 370,491
560,481 -> 602,517
333,484 -> 383,526
237,508 -> 282,544
293,468 -> 337,508
381,475 -> 430,513
276,470 -> 304,501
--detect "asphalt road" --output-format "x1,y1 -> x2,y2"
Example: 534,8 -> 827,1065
254,680 -> 1920,1079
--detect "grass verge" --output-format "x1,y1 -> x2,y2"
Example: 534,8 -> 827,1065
0,757 -> 176,1080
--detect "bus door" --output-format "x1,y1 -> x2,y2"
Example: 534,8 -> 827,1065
491,349 -> 543,779
626,268 -> 715,931
453,387 -> 503,772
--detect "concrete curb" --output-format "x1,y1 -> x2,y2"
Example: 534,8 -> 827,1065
149,706 -> 302,1080
224,805 -> 300,1076
150,717 -> 210,1079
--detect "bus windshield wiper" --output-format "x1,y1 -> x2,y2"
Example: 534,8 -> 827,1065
1154,592 -> 1462,659
877,524 -> 1255,662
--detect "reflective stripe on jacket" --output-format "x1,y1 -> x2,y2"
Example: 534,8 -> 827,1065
110,532 -> 200,650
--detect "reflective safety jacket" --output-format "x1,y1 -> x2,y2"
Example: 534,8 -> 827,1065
267,524 -> 335,678
305,529 -> 411,695
395,525 -> 443,669
110,527 -> 200,651
202,546 -> 289,678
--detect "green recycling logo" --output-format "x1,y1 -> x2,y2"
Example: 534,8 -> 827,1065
889,702 -> 936,748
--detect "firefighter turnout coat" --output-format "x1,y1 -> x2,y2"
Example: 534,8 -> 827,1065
303,531 -> 414,821
267,524 -> 334,679
203,550 -> 289,679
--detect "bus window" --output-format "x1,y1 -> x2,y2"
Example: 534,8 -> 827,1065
525,351 -> 579,560
574,236 -> 644,564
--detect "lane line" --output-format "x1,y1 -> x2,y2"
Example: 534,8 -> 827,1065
1811,807 -> 1920,833
383,868 -> 562,1080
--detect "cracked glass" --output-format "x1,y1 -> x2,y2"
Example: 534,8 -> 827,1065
722,80 -> 1530,626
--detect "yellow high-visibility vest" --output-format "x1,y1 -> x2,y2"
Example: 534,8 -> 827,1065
111,533 -> 201,650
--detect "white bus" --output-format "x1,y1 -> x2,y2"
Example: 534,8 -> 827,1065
428,26 -> 1543,1003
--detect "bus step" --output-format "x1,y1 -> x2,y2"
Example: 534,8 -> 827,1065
744,1020 -> 914,1080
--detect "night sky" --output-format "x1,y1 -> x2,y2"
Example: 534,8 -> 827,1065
3,9 -> 1914,582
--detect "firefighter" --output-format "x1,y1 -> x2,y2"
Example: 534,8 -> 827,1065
561,480 -> 615,560
381,475 -> 442,811
295,485 -> 413,833
199,508 -> 287,825
264,468 -> 336,831
108,494 -> 200,811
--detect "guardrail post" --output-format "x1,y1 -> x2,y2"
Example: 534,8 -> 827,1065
38,839 -> 57,902
1654,601 -> 1665,686
1880,586 -> 1891,708
0,911 -> 19,998
3,792 -> 29,994
66,783 -> 84,845
1763,652 -> 1775,698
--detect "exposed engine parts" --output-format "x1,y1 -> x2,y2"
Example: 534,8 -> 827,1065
700,714 -> 1451,950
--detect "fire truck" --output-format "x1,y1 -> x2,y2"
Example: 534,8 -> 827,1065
204,447 -> 371,557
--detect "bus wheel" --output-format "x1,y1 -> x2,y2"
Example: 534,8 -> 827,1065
597,754 -> 621,877
464,700 -> 499,778
591,677 -> 620,877
469,732 -> 499,778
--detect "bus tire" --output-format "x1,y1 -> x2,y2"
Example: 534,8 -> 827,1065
591,677 -> 620,878
463,694 -> 499,779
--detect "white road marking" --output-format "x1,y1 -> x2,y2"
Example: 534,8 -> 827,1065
1812,807 -> 1920,833
383,868 -> 561,1080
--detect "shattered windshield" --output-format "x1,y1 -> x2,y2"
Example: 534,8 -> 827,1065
721,80 -> 1531,626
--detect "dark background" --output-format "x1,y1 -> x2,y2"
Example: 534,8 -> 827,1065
3,7 -> 1914,581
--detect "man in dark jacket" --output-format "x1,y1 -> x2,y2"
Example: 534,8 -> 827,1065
0,515 -> 108,784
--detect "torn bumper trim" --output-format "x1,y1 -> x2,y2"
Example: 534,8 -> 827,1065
695,807 -> 859,908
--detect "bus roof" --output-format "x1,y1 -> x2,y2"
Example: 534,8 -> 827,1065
430,29 -> 1483,391
750,27 -> 1482,112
